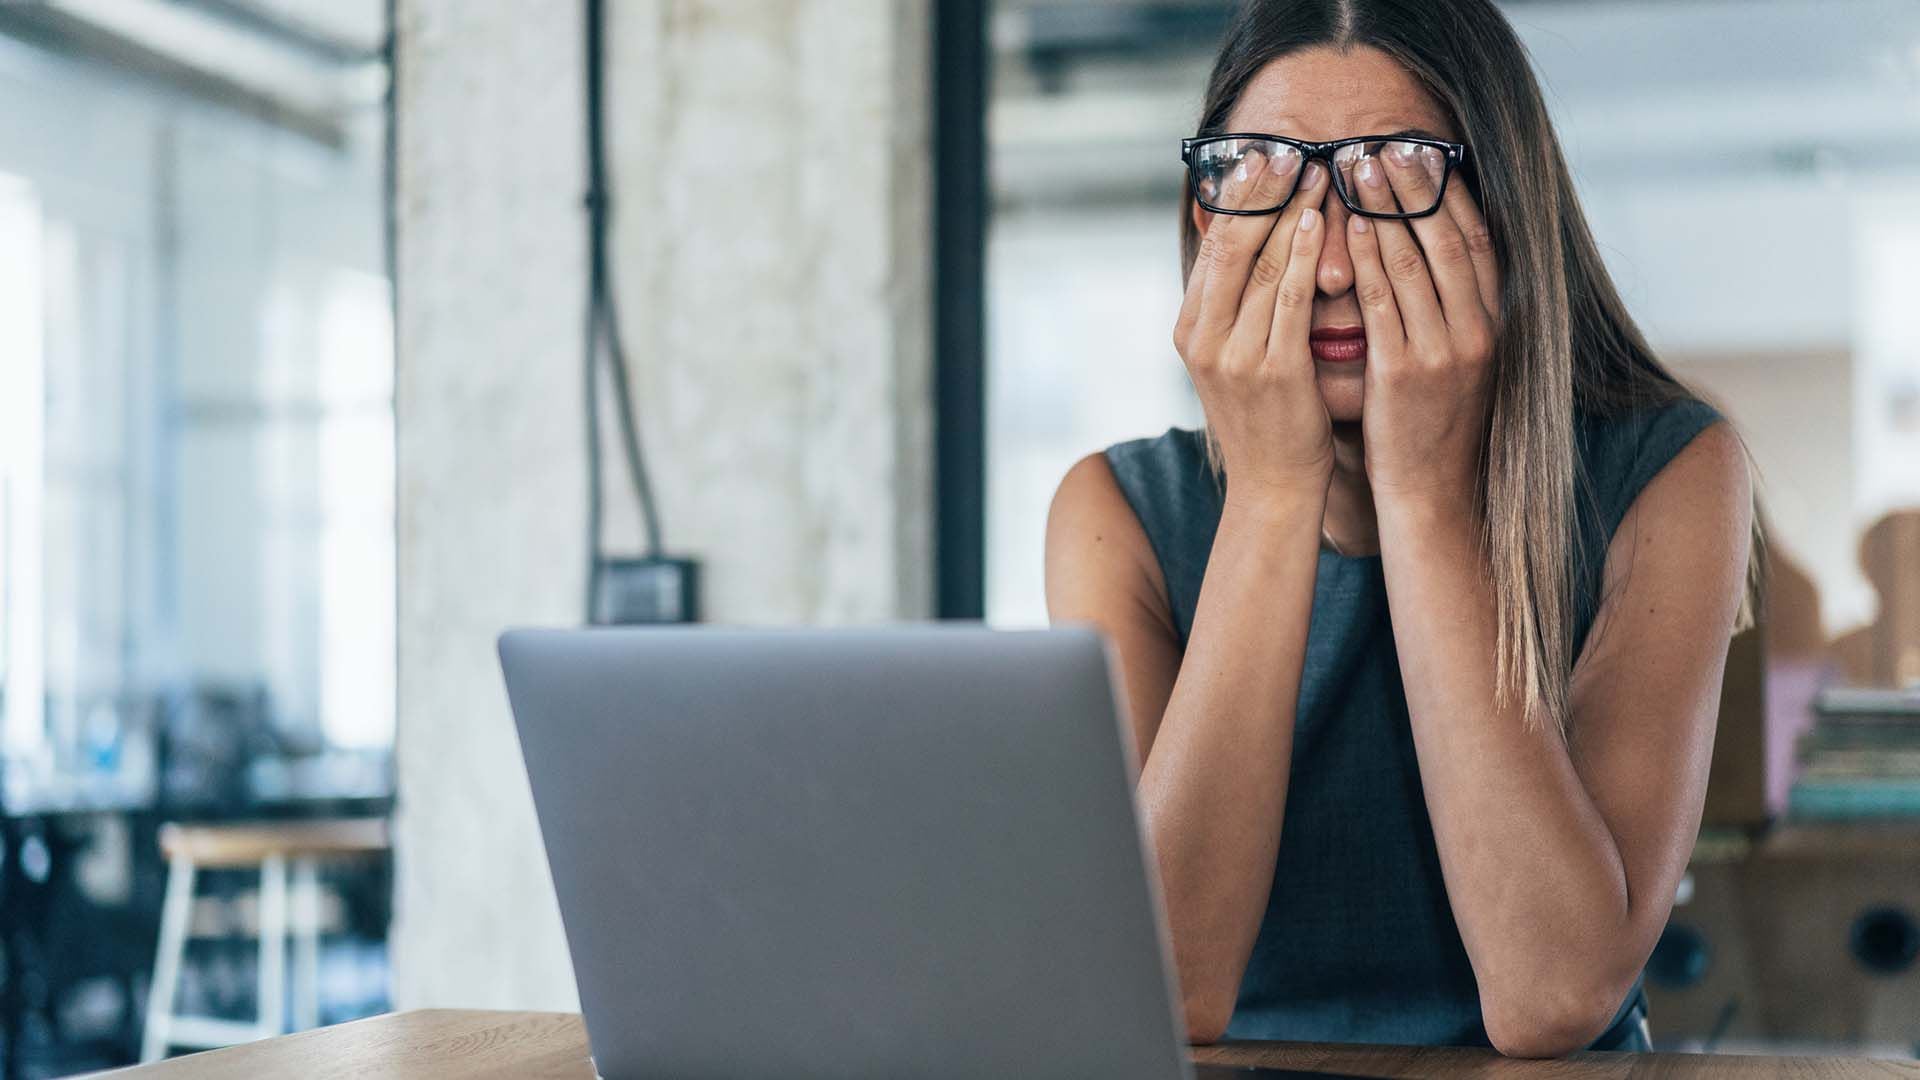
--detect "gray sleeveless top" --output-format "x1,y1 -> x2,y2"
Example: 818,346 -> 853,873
1103,398 -> 1722,1050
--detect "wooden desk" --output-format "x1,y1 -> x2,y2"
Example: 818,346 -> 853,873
91,1008 -> 1920,1078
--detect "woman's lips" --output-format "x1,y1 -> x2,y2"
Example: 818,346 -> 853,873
1309,325 -> 1367,364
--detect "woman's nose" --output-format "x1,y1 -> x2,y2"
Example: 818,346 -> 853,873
1316,195 -> 1356,297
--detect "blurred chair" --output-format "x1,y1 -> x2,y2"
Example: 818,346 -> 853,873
140,818 -> 389,1062
1831,508 -> 1920,688
1703,533 -> 1860,825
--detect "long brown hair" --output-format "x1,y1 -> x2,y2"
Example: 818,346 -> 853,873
1182,0 -> 1761,734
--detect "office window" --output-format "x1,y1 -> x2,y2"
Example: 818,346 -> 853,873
0,6 -> 391,809
0,5 -> 394,1067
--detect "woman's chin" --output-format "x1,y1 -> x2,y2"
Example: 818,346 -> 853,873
1316,372 -> 1365,424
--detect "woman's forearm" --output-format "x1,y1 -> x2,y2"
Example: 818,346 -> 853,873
1375,497 -> 1633,1049
1138,491 -> 1323,1040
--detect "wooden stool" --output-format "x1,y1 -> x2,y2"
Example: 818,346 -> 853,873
141,818 -> 389,1061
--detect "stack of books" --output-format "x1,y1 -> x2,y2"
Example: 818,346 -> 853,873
1788,685 -> 1920,820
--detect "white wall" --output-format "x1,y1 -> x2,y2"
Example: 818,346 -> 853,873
1666,350 -> 1857,634
392,0 -> 932,1011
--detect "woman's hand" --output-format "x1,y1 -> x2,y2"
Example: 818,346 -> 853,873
1344,146 -> 1502,507
1172,157 -> 1335,509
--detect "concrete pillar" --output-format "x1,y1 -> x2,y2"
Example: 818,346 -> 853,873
392,0 -> 932,1010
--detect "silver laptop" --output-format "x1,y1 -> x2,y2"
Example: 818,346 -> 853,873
499,624 -> 1352,1080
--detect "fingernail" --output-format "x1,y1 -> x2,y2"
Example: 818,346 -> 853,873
1391,142 -> 1417,165
1351,214 -> 1370,234
1303,162 -> 1325,188
1300,208 -> 1317,232
1235,162 -> 1248,183
1357,157 -> 1381,187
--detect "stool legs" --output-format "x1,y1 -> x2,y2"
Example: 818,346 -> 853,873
142,852 -> 323,1061
256,854 -> 288,1041
141,855 -> 197,1062
292,858 -> 321,1032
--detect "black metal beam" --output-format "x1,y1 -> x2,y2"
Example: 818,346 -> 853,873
1020,2 -> 1231,59
934,0 -> 989,621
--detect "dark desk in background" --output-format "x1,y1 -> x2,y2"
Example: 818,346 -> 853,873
0,750 -> 393,1078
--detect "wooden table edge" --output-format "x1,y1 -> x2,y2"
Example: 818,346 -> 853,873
84,1008 -> 1920,1078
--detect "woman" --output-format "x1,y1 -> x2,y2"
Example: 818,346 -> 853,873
1043,0 -> 1759,1059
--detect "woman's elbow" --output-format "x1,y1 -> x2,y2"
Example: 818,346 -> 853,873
1482,981 -> 1620,1059
1181,992 -> 1234,1045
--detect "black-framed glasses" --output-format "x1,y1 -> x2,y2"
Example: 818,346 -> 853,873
1180,133 -> 1469,219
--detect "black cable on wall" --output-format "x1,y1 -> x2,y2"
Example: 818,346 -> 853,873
582,0 -> 672,623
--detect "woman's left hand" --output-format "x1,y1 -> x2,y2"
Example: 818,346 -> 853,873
1345,145 -> 1502,508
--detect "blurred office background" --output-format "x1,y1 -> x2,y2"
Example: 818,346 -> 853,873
0,1 -> 393,1075
0,0 -> 1916,1074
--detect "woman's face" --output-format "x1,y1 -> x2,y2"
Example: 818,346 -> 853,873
1193,45 -> 1459,424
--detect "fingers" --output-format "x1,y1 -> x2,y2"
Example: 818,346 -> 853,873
1174,231 -> 1208,352
1344,209 -> 1403,357
1347,153 -> 1444,348
1178,151 -> 1281,351
1227,163 -> 1328,358
1265,181 -> 1328,363
1193,148 -> 1304,337
1438,170 -> 1502,325
1379,144 -> 1487,332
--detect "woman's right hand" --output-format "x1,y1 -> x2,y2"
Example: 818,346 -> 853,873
1172,156 -> 1333,507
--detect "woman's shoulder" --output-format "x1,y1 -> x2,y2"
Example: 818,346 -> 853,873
1575,393 -> 1723,445
1102,425 -> 1217,508
1092,426 -> 1222,645
1574,395 -> 1728,540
